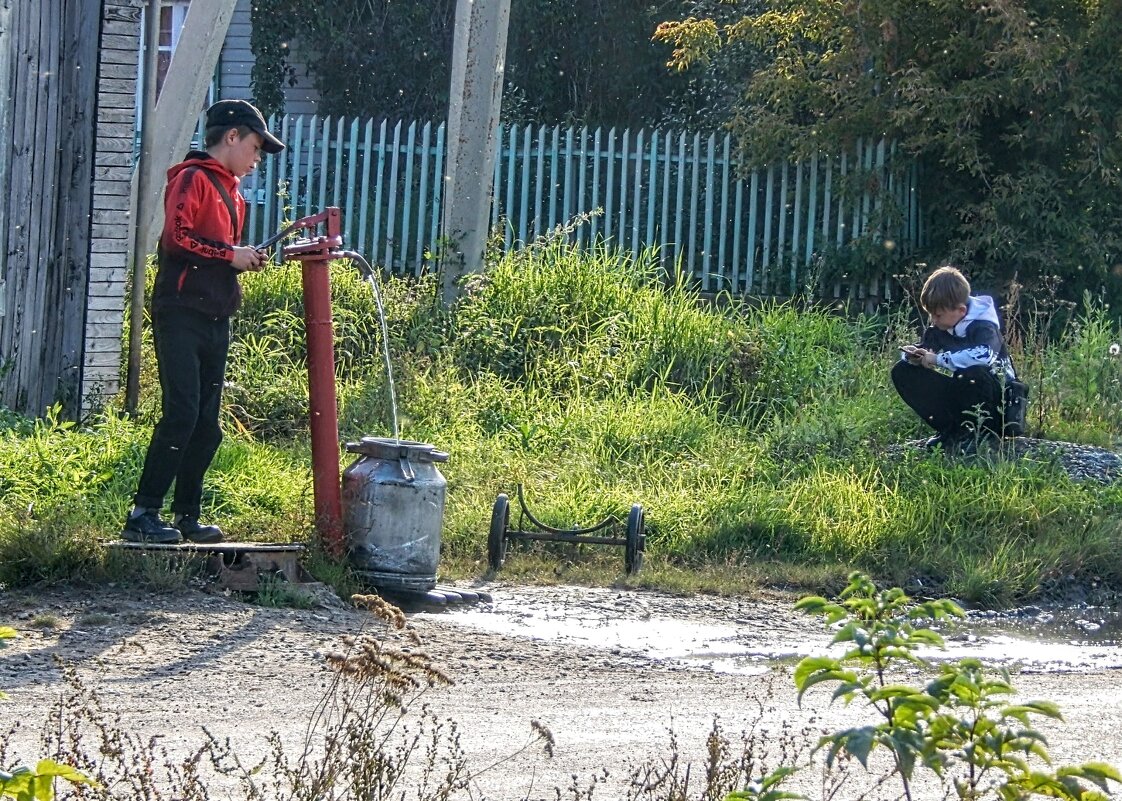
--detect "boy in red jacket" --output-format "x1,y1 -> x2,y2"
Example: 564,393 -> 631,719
123,100 -> 285,543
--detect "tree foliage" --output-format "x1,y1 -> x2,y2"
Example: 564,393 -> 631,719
248,0 -> 734,130
655,0 -> 1122,303
250,0 -> 455,121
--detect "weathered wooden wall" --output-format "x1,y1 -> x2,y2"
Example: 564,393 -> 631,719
0,0 -> 101,417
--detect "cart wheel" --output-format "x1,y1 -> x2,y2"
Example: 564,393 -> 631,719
488,493 -> 510,571
625,503 -> 645,575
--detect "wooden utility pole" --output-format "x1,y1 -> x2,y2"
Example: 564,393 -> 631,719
124,0 -> 237,413
124,0 -> 162,414
440,0 -> 511,306
0,0 -> 13,325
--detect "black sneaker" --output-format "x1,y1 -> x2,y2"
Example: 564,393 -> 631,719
924,430 -> 962,450
953,429 -> 998,457
175,516 -> 224,544
923,433 -> 948,450
122,511 -> 182,544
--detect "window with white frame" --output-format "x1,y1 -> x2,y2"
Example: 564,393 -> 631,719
156,0 -> 192,97
135,0 -> 218,150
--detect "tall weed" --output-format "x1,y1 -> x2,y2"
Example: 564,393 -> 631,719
452,241 -> 758,411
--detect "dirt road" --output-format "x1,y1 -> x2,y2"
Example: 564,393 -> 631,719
2,582 -> 1121,799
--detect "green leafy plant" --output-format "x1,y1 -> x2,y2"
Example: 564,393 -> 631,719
725,766 -> 804,801
252,574 -> 316,609
791,573 -> 1121,800
0,761 -> 96,801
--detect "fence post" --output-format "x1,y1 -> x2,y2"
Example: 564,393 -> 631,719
519,124 -> 531,244
385,120 -> 402,271
590,128 -> 602,244
401,120 -> 418,271
717,134 -> 730,291
416,121 -> 432,275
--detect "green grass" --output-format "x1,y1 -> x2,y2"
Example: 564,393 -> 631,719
29,614 -> 60,629
3,241 -> 1122,606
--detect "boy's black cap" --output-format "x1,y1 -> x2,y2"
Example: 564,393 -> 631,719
205,99 -> 285,154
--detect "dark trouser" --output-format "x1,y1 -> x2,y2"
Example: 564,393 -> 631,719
133,306 -> 230,517
891,361 -> 1003,436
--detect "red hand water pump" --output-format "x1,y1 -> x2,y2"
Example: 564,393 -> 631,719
277,207 -> 346,556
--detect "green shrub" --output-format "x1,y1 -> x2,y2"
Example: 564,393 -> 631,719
780,573 -> 1122,801
452,241 -> 760,412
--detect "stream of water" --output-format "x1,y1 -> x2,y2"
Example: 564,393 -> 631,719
339,250 -> 400,441
363,273 -> 400,441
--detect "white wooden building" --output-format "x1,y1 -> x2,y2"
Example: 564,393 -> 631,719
215,0 -> 318,116
150,0 -> 319,116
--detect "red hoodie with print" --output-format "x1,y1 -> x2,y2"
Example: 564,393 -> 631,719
151,152 -> 247,318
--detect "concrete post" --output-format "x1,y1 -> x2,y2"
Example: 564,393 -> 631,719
125,0 -> 162,414
440,0 -> 511,306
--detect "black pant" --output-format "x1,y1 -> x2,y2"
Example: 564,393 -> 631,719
891,361 -> 1003,436
133,306 -> 230,517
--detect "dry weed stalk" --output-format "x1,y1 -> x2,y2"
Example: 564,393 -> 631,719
351,594 -> 407,630
1,623 -> 469,800
326,634 -> 453,700
203,620 -> 464,801
0,601 -> 568,801
618,677 -> 841,801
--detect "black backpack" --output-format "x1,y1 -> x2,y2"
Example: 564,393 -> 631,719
1003,378 -> 1029,437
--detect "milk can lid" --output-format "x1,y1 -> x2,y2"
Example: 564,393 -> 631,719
345,436 -> 450,463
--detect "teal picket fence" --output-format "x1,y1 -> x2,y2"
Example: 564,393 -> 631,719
238,115 -> 922,299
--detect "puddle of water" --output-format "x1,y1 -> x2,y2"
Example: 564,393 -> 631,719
423,594 -> 1122,675
940,606 -> 1122,672
970,605 -> 1122,644
435,606 -> 780,675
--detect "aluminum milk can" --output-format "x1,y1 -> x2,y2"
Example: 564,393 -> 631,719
342,437 -> 449,591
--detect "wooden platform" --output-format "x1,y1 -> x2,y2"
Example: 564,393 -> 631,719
105,540 -> 311,591
106,541 -> 306,553
104,542 -> 490,609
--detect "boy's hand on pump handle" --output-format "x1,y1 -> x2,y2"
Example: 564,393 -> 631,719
232,246 -> 267,272
901,344 -> 938,368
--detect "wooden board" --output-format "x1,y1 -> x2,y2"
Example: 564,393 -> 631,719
106,541 -> 308,554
